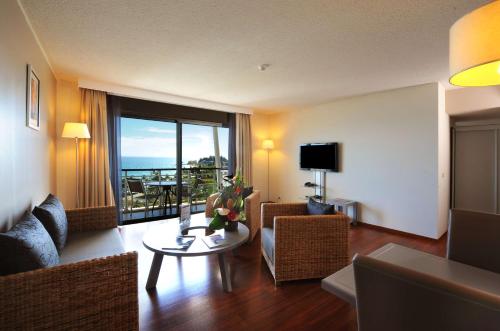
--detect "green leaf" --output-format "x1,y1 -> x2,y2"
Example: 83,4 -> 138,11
209,213 -> 226,230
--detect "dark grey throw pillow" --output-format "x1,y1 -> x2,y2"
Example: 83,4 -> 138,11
242,186 -> 254,199
307,198 -> 336,215
33,194 -> 68,252
0,212 -> 59,276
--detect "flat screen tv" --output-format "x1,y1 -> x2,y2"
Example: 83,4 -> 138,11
300,143 -> 339,172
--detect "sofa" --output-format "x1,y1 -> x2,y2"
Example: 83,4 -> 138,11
0,204 -> 138,330
205,190 -> 261,242
261,202 -> 350,285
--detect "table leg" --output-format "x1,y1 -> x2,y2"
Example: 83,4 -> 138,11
218,253 -> 232,292
352,202 -> 358,226
163,188 -> 168,216
146,253 -> 164,290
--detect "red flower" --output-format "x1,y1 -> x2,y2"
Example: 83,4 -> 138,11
227,210 -> 237,221
235,186 -> 241,195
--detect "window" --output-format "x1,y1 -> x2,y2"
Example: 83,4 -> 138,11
120,117 -> 229,223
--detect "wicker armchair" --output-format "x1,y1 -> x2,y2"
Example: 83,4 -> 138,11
205,190 -> 261,242
261,202 -> 349,285
0,206 -> 138,331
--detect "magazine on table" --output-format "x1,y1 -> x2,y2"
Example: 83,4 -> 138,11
202,233 -> 230,249
161,235 -> 196,250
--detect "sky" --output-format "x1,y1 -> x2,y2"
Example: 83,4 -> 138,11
121,117 -> 229,163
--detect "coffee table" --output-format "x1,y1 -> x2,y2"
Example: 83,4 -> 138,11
142,213 -> 249,292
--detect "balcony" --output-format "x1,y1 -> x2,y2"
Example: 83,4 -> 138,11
121,167 -> 228,223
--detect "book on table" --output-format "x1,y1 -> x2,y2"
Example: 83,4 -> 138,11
161,235 -> 196,250
202,234 -> 230,249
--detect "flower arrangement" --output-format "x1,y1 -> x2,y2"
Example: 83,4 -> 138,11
209,173 -> 246,231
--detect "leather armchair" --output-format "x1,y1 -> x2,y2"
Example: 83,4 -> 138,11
353,254 -> 500,331
447,209 -> 500,274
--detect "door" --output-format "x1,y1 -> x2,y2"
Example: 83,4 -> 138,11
453,127 -> 497,213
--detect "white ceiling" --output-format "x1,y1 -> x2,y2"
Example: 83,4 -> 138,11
20,0 -> 489,112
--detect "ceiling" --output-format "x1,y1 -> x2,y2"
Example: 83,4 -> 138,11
20,0 -> 489,112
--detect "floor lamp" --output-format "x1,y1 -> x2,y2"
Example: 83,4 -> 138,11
262,139 -> 274,202
62,122 -> 91,208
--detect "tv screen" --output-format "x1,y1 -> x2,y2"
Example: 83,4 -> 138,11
300,143 -> 339,172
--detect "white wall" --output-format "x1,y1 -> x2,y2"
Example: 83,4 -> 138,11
0,0 -> 56,230
446,86 -> 500,115
437,84 -> 450,236
267,83 -> 449,239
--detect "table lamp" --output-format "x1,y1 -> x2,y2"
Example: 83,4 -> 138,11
449,1 -> 500,86
62,122 -> 90,208
262,139 -> 274,202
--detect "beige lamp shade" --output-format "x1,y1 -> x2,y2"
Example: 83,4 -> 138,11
62,122 -> 91,139
262,139 -> 274,150
449,1 -> 500,86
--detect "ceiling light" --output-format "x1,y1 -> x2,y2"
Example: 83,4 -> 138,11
449,1 -> 500,87
258,64 -> 270,71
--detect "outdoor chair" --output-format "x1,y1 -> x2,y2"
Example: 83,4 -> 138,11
126,179 -> 160,219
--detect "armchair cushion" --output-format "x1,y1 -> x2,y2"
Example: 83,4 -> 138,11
262,227 -> 275,264
33,194 -> 68,252
307,198 -> 335,215
59,229 -> 125,264
0,212 -> 59,275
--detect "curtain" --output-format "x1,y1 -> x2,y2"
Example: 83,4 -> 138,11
78,88 -> 115,207
228,113 -> 236,176
107,96 -> 122,220
236,113 -> 252,185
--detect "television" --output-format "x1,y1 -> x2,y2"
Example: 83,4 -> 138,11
300,143 -> 339,172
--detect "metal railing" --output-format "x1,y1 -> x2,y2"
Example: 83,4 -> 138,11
121,167 -> 228,220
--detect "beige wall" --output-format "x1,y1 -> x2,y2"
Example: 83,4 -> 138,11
0,0 -> 56,230
55,80 -> 80,208
266,83 -> 449,239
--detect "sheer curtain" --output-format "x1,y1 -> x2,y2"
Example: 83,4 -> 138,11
236,113 -> 252,185
78,88 -> 115,207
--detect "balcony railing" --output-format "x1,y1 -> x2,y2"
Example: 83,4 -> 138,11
121,167 -> 228,222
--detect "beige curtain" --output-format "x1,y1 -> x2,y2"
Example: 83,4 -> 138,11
236,113 -> 253,185
78,89 -> 115,207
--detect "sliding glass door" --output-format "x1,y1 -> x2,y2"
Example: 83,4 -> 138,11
120,117 -> 229,223
121,118 -> 178,222
181,123 -> 229,213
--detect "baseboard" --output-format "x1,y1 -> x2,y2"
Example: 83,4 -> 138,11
356,221 -> 447,242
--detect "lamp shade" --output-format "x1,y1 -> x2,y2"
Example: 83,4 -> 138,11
262,139 -> 274,150
62,122 -> 90,139
449,1 -> 500,86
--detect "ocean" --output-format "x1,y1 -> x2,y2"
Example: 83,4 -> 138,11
121,156 -> 176,170
121,156 -> 177,177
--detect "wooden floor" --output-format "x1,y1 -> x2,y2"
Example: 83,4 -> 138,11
119,221 -> 447,331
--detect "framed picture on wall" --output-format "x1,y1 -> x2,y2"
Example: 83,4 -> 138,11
26,64 -> 40,130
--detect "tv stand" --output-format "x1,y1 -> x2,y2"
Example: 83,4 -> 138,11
304,171 -> 327,203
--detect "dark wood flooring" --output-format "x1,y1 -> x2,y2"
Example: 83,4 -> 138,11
119,222 -> 447,331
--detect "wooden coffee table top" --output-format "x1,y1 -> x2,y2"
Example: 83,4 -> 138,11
142,213 -> 249,257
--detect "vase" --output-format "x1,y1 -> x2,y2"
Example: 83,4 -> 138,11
224,221 -> 238,232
